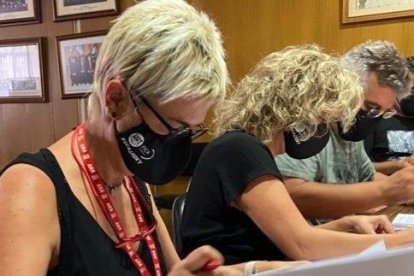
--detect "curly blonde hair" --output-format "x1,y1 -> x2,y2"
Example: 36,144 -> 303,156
214,45 -> 363,143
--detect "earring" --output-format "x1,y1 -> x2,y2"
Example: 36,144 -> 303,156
111,111 -> 117,119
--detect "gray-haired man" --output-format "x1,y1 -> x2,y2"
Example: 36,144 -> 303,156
276,40 -> 414,219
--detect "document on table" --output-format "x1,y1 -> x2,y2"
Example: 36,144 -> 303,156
392,213 -> 414,230
256,241 -> 414,276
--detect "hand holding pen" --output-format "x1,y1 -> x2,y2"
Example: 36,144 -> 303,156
168,245 -> 242,275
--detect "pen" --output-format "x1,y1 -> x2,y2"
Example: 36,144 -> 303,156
201,259 -> 221,271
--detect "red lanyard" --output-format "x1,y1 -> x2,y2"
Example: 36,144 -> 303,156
71,124 -> 162,276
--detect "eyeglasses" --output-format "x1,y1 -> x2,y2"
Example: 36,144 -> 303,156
363,102 -> 398,119
138,96 -> 208,141
366,108 -> 397,119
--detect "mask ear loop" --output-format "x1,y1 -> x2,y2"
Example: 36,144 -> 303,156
111,95 -> 141,135
117,91 -> 149,135
112,120 -> 121,135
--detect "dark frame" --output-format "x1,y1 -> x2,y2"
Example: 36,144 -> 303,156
53,0 -> 119,22
342,0 -> 414,24
56,31 -> 107,99
0,0 -> 41,27
0,37 -> 47,104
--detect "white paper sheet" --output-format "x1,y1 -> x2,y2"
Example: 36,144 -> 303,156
392,213 -> 414,230
257,241 -> 414,276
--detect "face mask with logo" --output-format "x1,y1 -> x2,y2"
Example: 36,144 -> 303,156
115,122 -> 192,185
284,124 -> 330,159
400,95 -> 414,117
115,96 -> 207,185
337,109 -> 382,141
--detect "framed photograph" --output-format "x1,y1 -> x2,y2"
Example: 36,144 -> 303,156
0,0 -> 40,26
0,38 -> 46,104
342,0 -> 414,24
57,31 -> 106,99
53,0 -> 119,21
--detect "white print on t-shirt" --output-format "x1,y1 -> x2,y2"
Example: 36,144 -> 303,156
387,130 -> 414,154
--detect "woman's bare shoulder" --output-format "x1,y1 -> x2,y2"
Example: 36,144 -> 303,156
0,163 -> 60,274
1,163 -> 55,194
0,163 -> 58,221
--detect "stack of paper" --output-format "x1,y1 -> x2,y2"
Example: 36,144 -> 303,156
257,241 -> 414,276
392,213 -> 414,231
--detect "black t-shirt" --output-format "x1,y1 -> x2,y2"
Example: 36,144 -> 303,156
1,149 -> 167,276
364,116 -> 414,161
180,130 -> 285,264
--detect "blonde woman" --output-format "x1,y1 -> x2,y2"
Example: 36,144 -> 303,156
0,0 -> 240,275
181,45 -> 414,273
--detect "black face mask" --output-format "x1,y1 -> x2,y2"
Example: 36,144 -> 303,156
284,125 -> 330,159
400,95 -> 414,117
337,109 -> 383,141
115,122 -> 192,185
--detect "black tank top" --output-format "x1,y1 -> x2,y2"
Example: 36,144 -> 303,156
1,148 -> 167,276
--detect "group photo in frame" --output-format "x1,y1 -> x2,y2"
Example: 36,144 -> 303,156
0,0 -> 40,26
0,38 -> 46,103
56,31 -> 106,99
342,0 -> 414,24
53,0 -> 119,21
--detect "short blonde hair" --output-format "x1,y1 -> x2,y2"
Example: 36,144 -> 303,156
88,0 -> 228,118
214,45 -> 363,143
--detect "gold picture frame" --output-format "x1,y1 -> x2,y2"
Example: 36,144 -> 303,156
342,0 -> 414,24
0,0 -> 41,26
53,0 -> 119,22
56,31 -> 106,99
0,38 -> 47,104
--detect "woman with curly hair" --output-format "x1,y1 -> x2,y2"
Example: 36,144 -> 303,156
180,45 -> 414,274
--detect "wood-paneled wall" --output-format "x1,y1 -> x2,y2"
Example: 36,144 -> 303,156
192,0 -> 414,84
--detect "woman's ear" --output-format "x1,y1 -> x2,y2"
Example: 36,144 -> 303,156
105,79 -> 130,118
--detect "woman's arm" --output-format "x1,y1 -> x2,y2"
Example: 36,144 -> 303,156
147,185 -> 181,271
234,175 -> 414,260
317,215 -> 394,234
0,164 -> 59,275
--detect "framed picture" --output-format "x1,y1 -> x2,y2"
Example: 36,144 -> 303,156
0,0 -> 40,26
57,31 -> 106,99
342,0 -> 414,24
53,0 -> 119,21
0,38 -> 46,104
